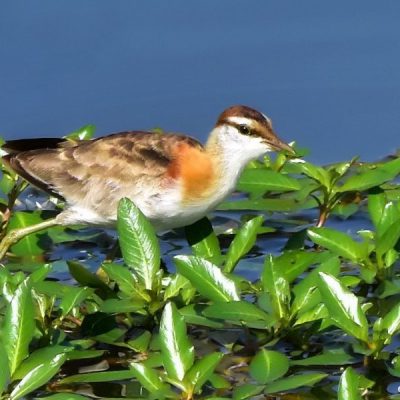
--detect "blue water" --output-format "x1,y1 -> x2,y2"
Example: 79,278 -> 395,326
1,1 -> 400,163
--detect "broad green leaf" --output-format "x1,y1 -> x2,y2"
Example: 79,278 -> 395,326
381,302 -> 400,337
262,255 -> 290,320
184,352 -> 223,393
174,255 -> 240,302
7,211 -> 47,256
291,349 -> 355,366
237,169 -> 300,193
338,367 -> 362,400
367,189 -> 386,230
58,370 -> 136,384
65,124 -> 95,140
117,198 -> 160,290
9,353 -> 66,400
318,272 -> 369,343
264,372 -> 328,394
38,394 -> 88,400
274,251 -> 324,283
3,278 -> 35,375
67,261 -> 115,299
224,216 -> 264,273
203,301 -> 273,325
185,217 -> 221,263
59,286 -> 94,317
130,363 -> 169,393
291,256 -> 340,316
0,341 -> 10,392
164,274 -> 193,301
338,170 -> 393,192
232,384 -> 264,400
179,304 -> 224,328
159,302 -> 194,382
101,262 -> 151,301
376,219 -> 400,259
288,159 -> 330,187
13,345 -> 70,380
249,349 -> 289,384
308,227 -> 368,263
338,159 -> 400,192
99,298 -> 146,313
377,201 -> 400,237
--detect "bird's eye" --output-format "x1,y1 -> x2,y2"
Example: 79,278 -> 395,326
239,125 -> 250,135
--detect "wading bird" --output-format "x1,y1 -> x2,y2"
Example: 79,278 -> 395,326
0,105 -> 294,259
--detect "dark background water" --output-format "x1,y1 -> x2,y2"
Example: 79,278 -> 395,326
1,1 -> 400,164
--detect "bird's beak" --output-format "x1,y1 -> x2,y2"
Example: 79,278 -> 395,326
265,132 -> 296,155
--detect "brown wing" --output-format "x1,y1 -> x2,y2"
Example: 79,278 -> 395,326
2,131 -> 204,203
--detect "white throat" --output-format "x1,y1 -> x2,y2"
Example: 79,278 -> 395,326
205,124 -> 270,204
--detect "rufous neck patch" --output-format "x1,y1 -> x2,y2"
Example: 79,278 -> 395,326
167,143 -> 216,202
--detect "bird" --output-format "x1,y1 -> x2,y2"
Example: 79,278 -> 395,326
0,105 -> 294,259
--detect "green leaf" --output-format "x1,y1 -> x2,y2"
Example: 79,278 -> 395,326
179,304 -> 224,328
59,286 -> 94,317
101,263 -> 151,301
38,394 -> 88,400
184,352 -> 223,393
249,349 -> 289,384
288,159 -> 331,187
7,211 -> 47,256
376,219 -> 400,259
291,348 -> 355,366
262,255 -> 290,320
381,302 -> 400,337
117,197 -> 160,290
159,302 -> 194,382
130,362 -> 170,393
67,261 -> 115,299
13,345 -> 70,380
264,372 -> 328,394
65,124 -> 95,140
318,272 -> 369,343
237,169 -> 300,193
58,370 -> 136,384
0,341 -> 10,392
367,189 -> 386,230
232,384 -> 264,400
203,301 -> 273,325
338,367 -> 362,400
185,217 -> 221,263
99,298 -> 146,313
3,278 -> 35,376
224,216 -> 264,273
9,353 -> 66,400
308,227 -> 368,263
174,255 -> 240,302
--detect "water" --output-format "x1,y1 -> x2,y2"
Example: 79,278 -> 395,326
1,1 -> 400,164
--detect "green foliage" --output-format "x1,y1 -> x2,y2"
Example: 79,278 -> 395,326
2,131 -> 400,398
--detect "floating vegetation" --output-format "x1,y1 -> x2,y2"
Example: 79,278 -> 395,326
1,127 -> 400,399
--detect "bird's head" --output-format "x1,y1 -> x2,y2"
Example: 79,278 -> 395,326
210,105 -> 294,161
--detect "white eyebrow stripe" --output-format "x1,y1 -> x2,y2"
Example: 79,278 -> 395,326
262,113 -> 272,126
226,116 -> 255,126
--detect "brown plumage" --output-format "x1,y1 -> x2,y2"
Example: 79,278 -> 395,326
2,105 -> 294,231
